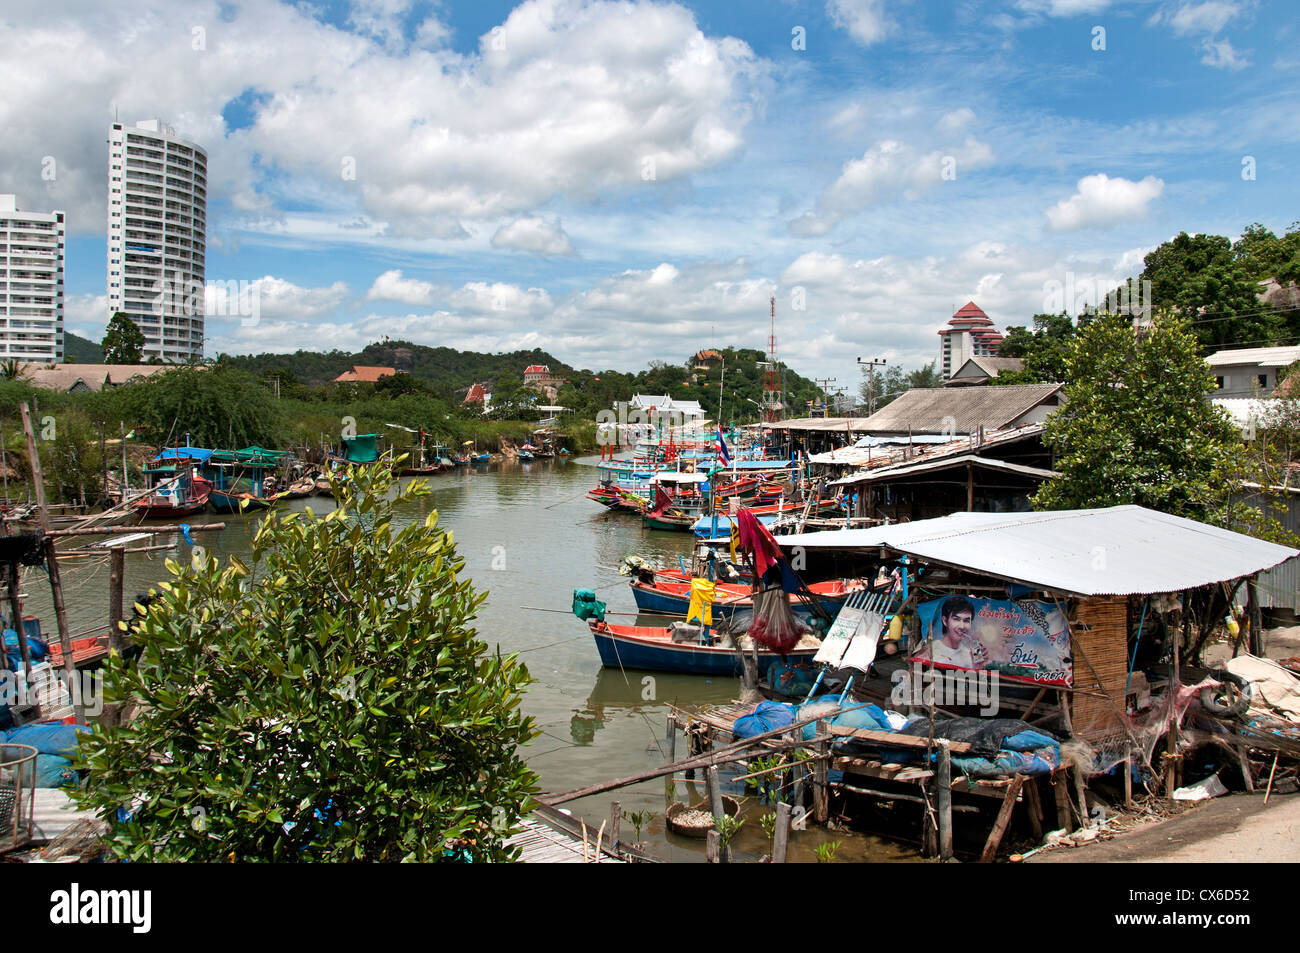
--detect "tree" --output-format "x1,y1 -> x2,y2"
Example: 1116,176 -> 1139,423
1032,315 -> 1246,526
993,312 -> 1079,384
73,464 -> 538,861
115,366 -> 286,447
102,312 -> 146,364
1136,232 -> 1282,350
863,361 -> 941,410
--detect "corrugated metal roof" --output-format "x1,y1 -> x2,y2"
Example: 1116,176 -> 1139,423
856,384 -> 1062,434
827,454 -> 1058,487
1206,345 -> 1300,368
777,505 -> 1299,597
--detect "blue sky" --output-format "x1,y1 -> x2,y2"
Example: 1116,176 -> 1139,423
5,0 -> 1297,394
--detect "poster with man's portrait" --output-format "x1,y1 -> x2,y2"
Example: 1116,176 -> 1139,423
909,595 -> 1072,687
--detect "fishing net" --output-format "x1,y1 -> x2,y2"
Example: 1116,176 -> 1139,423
748,584 -> 804,655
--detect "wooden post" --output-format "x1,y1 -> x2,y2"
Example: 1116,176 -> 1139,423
706,829 -> 721,863
108,545 -> 125,652
1072,764 -> 1090,827
42,535 -> 81,724
813,719 -> 829,824
937,738 -> 953,861
665,714 -> 676,761
609,801 -> 621,852
705,765 -> 730,863
1024,777 -> 1044,842
966,462 -> 974,512
6,561 -> 33,687
772,801 -> 791,863
1123,754 -> 1134,810
1167,592 -> 1187,798
1246,578 -> 1264,657
19,403 -> 48,531
980,775 -> 1024,863
1053,769 -> 1074,832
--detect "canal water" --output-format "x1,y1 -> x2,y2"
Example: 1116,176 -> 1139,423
24,457 -> 915,862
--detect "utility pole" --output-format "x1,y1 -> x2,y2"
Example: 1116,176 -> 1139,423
857,358 -> 887,415
813,377 -> 836,418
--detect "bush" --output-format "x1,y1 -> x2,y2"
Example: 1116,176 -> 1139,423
74,463 -> 538,861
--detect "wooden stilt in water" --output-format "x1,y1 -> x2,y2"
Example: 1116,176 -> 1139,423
813,719 -> 829,824
772,802 -> 791,863
705,765 -> 730,863
706,829 -> 720,863
609,800 -> 621,852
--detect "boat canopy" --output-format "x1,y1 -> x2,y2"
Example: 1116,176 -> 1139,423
651,472 -> 710,484
209,447 -> 285,467
152,447 -> 214,464
343,434 -> 382,463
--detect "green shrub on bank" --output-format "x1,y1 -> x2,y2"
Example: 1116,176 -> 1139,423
74,464 -> 539,861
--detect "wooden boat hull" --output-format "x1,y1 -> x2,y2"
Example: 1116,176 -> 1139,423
629,578 -> 862,620
589,621 -> 817,675
209,489 -> 278,513
642,511 -> 700,532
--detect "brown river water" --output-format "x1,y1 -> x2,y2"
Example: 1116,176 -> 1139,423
21,457 -> 917,862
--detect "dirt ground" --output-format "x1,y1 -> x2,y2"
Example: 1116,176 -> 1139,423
1032,622 -> 1300,863
1029,790 -> 1300,862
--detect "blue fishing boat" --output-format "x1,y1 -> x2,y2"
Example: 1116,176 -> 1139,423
587,620 -> 817,676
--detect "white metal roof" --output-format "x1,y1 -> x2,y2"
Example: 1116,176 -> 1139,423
776,505 -> 1299,597
1205,345 -> 1300,368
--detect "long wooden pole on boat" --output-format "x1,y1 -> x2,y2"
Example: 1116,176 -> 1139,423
20,402 -> 82,723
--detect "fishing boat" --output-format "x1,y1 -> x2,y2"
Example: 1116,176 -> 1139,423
133,448 -> 214,519
313,475 -> 333,495
586,619 -> 818,676
204,448 -> 286,515
209,487 -> 279,513
629,576 -> 868,620
282,476 -> 316,498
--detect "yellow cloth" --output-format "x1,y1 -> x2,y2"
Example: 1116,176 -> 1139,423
885,613 -> 904,642
688,578 -> 715,627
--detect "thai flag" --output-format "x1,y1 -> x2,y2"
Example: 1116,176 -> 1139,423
716,426 -> 731,466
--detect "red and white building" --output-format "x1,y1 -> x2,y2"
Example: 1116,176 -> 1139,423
938,302 -> 1003,381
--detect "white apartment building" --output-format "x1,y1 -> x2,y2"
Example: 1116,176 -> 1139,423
107,119 -> 207,362
0,194 -> 64,363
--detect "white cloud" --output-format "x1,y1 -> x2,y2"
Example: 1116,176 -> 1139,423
1149,1 -> 1252,69
826,0 -> 892,46
367,269 -> 437,306
1044,174 -> 1164,231
1014,0 -> 1112,15
0,0 -> 763,239
936,108 -> 976,134
64,293 -> 108,341
1162,1 -> 1242,35
1200,38 -> 1250,69
207,275 -> 349,321
490,217 -> 577,257
790,137 -> 994,235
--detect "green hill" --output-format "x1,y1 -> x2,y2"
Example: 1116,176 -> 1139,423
63,331 -> 104,363
220,340 -> 827,424
222,342 -> 572,393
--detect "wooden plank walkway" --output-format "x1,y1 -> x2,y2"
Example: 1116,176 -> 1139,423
508,815 -> 623,863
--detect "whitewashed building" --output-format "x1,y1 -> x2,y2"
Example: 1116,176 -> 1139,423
107,119 -> 208,362
0,194 -> 64,363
